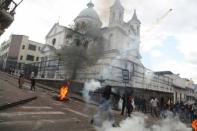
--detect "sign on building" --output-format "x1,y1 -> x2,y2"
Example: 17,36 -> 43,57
122,69 -> 129,83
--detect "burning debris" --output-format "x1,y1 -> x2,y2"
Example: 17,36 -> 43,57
58,82 -> 70,101
192,119 -> 197,131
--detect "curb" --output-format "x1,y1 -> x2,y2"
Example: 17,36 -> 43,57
0,71 -> 97,106
0,96 -> 37,111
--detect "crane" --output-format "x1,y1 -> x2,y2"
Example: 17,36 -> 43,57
144,9 -> 173,33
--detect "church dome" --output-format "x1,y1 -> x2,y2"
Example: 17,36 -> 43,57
75,1 -> 102,27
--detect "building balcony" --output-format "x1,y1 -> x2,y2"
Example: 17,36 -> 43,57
0,0 -> 17,36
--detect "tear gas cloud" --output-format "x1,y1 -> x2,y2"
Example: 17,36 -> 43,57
95,113 -> 192,131
83,79 -> 101,103
82,2 -> 190,131
144,70 -> 154,84
82,80 -> 191,131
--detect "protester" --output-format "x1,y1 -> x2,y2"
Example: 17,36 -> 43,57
150,97 -> 159,117
121,92 -> 127,116
18,74 -> 24,89
30,71 -> 34,79
141,96 -> 147,113
150,97 -> 154,116
30,76 -> 36,91
137,96 -> 141,111
11,68 -> 15,75
127,92 -> 133,117
193,103 -> 197,121
9,66 -> 12,74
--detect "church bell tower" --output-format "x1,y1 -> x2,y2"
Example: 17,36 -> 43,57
109,0 -> 124,27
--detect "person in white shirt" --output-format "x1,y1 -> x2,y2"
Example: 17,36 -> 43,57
150,97 -> 159,117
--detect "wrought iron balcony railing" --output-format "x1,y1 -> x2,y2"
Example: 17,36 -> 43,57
0,0 -> 23,36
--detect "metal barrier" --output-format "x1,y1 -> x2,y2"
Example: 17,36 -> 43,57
11,58 -> 173,94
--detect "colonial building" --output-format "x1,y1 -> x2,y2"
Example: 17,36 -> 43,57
155,71 -> 195,103
0,34 -> 44,74
37,0 -> 174,100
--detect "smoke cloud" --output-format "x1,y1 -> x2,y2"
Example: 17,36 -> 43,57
94,0 -> 113,24
82,79 -> 101,103
144,69 -> 154,84
95,112 -> 192,131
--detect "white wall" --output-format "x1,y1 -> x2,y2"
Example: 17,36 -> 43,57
17,37 -> 44,64
45,25 -> 66,49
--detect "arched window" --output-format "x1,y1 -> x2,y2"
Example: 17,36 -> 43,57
52,38 -> 56,46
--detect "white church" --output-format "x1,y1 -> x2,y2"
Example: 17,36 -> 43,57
38,0 -> 174,99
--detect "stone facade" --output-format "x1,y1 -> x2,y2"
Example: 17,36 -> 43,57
36,0 -> 196,103
39,0 -> 174,99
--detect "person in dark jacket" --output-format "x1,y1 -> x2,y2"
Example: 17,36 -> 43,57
30,76 -> 36,91
141,96 -> 147,113
127,94 -> 133,117
102,85 -> 112,100
121,93 -> 127,116
121,89 -> 134,117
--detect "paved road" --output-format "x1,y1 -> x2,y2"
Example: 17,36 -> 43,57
0,95 -> 96,131
0,72 -> 192,131
0,73 -> 97,131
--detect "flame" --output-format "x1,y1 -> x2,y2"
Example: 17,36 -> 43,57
192,119 -> 197,131
59,85 -> 69,101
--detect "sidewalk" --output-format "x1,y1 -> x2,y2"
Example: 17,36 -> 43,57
0,75 -> 37,110
0,71 -> 96,108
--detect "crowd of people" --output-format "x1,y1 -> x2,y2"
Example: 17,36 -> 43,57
119,94 -> 197,123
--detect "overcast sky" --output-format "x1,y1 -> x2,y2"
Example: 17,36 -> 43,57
1,0 -> 197,82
